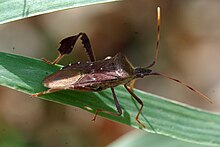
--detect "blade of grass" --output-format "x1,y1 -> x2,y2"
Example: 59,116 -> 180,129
0,52 -> 220,146
0,0 -> 120,24
107,131 -> 212,147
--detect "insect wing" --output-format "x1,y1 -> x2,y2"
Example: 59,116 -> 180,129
43,69 -> 82,89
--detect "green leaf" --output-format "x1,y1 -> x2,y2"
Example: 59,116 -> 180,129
107,131 -> 211,147
0,0 -> 119,24
1,52 -> 220,146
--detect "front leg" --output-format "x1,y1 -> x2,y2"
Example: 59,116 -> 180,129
124,85 -> 145,128
129,79 -> 136,91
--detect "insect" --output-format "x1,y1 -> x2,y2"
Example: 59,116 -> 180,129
32,7 -> 212,128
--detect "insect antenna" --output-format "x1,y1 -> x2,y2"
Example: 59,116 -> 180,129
149,72 -> 212,103
145,7 -> 212,103
147,7 -> 161,68
129,7 -> 161,91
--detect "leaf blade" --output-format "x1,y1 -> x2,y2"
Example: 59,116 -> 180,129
107,131 -> 211,147
0,52 -> 220,146
0,0 -> 119,24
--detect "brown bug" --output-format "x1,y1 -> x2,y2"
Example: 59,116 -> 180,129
32,7 -> 212,128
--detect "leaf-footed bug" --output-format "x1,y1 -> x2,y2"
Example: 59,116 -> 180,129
32,7 -> 212,128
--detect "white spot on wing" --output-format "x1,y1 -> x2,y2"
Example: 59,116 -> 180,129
105,56 -> 112,60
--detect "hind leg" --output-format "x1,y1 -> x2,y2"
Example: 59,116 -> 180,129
42,33 -> 96,65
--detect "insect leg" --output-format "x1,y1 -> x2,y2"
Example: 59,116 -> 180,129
31,89 -> 60,97
129,79 -> 136,91
80,33 -> 96,62
124,85 -> 145,128
92,87 -> 122,121
41,53 -> 64,65
42,34 -> 82,65
42,32 -> 96,65
111,87 -> 123,115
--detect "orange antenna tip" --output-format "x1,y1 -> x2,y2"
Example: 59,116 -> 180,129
157,7 -> 161,21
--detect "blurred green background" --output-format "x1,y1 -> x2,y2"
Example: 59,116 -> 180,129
1,0 -> 220,146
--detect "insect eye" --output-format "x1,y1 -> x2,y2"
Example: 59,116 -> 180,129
136,73 -> 145,78
140,73 -> 145,78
